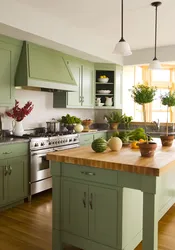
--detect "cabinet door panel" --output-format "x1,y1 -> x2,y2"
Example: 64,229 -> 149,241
67,62 -> 82,107
89,185 -> 118,248
82,65 -> 94,107
62,180 -> 88,238
0,48 -> 12,105
93,132 -> 107,140
7,156 -> 28,203
0,160 -> 7,206
28,44 -> 75,84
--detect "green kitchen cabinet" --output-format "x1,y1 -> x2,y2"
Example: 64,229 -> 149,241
0,160 -> 8,207
67,61 -> 82,107
107,131 -> 114,140
0,36 -> 22,106
94,63 -> 123,110
7,156 -> 28,203
89,185 -> 118,248
93,132 -> 107,140
62,180 -> 89,238
79,133 -> 94,146
53,59 -> 94,108
0,156 -> 28,209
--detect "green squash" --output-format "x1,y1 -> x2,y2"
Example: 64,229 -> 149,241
91,137 -> 107,153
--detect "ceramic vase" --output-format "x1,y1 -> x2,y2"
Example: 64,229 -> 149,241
13,120 -> 24,136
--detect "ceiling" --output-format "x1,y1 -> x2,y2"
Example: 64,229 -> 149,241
15,0 -> 175,50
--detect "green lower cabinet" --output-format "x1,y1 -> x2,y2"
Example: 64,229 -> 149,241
89,185 -> 118,248
0,160 -> 8,206
0,155 -> 28,208
7,156 -> 28,203
80,134 -> 94,146
93,132 -> 107,141
62,180 -> 89,238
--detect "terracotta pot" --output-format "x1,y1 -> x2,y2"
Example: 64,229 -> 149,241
138,142 -> 157,157
110,123 -> 119,130
160,135 -> 174,147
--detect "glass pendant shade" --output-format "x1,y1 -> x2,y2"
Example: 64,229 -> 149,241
149,58 -> 161,70
113,0 -> 132,56
113,40 -> 132,56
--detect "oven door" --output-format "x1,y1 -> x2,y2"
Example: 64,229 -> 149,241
31,148 -> 54,183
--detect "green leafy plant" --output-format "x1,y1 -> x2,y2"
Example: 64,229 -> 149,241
60,114 -> 81,125
104,111 -> 124,124
113,128 -> 152,144
121,114 -> 133,129
112,131 -> 131,143
131,83 -> 157,125
161,91 -> 175,136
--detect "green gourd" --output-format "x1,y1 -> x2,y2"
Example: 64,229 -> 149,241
91,138 -> 107,153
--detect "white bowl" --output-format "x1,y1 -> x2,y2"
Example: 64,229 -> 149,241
96,103 -> 104,107
98,78 -> 109,83
97,90 -> 111,94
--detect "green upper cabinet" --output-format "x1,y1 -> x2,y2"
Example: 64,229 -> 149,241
94,63 -> 123,110
88,185 -> 118,248
53,58 -> 94,109
62,179 -> 89,238
15,42 -> 78,91
0,36 -> 22,106
67,61 -> 82,107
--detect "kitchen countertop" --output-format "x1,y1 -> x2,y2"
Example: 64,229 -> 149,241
47,142 -> 175,177
0,137 -> 29,145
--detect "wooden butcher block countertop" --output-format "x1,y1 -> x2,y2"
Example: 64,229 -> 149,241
47,144 -> 175,176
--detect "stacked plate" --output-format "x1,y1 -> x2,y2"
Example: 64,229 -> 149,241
97,90 -> 111,94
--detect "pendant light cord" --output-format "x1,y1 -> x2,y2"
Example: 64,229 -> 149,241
120,0 -> 125,42
154,5 -> 158,60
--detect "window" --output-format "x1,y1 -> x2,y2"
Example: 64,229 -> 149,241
123,65 -> 175,122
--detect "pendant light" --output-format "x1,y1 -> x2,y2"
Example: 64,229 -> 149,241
149,1 -> 162,70
113,0 -> 132,56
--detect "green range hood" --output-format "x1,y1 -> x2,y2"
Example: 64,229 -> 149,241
15,42 -> 78,92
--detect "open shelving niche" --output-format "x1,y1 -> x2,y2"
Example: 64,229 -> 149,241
95,70 -> 115,108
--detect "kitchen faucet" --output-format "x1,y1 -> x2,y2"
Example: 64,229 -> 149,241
152,119 -> 160,131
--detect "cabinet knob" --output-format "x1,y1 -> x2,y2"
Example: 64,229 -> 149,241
81,171 -> 95,176
3,151 -> 12,155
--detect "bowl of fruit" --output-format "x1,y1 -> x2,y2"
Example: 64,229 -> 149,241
98,75 -> 109,83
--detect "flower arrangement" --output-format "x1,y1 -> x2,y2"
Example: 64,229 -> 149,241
6,100 -> 34,121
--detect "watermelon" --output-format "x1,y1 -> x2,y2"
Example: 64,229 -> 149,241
91,138 -> 107,153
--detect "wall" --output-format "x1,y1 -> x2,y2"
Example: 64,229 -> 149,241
0,89 -> 94,131
124,45 -> 175,66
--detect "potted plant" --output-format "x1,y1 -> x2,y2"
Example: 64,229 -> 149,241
131,83 -> 157,128
60,114 -> 82,132
160,91 -> 175,146
104,111 -> 124,130
138,134 -> 157,157
121,114 -> 133,129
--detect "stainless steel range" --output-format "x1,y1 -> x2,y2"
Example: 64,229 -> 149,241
27,132 -> 80,201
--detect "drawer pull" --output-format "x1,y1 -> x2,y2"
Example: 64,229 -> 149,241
81,171 -> 95,176
3,152 -> 12,155
4,166 -> 8,176
8,165 -> 12,175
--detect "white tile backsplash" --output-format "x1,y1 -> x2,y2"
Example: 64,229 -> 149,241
0,89 -> 94,130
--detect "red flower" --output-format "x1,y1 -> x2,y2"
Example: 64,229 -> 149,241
6,100 -> 34,121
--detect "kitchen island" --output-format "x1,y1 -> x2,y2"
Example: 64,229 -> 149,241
47,144 -> 175,250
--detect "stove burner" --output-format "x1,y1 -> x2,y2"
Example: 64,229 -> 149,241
22,131 -> 75,138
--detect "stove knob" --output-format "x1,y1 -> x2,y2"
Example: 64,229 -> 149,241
48,142 -> 51,145
74,138 -> 77,141
41,142 -> 45,146
62,139 -> 65,143
35,143 -> 39,147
